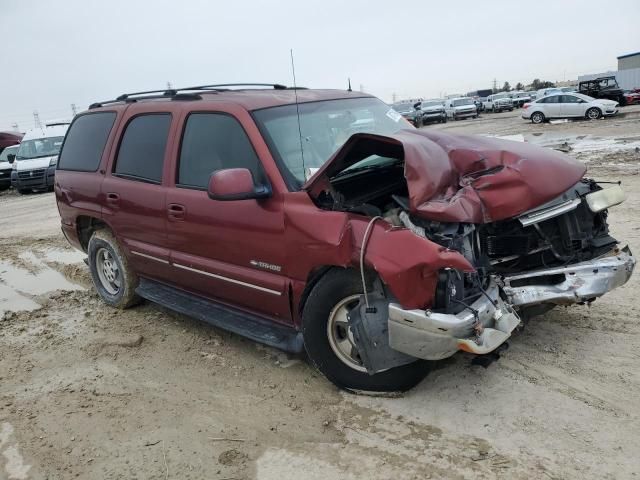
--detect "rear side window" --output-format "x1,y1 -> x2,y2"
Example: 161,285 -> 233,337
178,113 -> 263,189
115,114 -> 171,183
58,112 -> 116,171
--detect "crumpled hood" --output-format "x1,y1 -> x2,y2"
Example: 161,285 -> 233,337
304,129 -> 586,224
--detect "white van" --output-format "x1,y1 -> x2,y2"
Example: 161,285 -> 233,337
444,97 -> 478,120
11,123 -> 69,193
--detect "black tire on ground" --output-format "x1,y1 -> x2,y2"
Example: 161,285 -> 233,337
17,188 -> 31,194
441,117 -> 447,123
88,229 -> 140,309
586,107 -> 602,120
302,268 -> 429,392
531,111 -> 545,124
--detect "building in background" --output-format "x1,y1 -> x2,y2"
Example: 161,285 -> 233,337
578,51 -> 640,91
618,52 -> 640,70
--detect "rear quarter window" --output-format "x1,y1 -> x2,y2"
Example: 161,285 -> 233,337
58,112 -> 117,171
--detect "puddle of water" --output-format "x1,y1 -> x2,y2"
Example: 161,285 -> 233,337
39,248 -> 85,265
0,251 -> 84,316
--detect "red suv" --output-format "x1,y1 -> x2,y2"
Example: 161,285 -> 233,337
55,84 -> 635,392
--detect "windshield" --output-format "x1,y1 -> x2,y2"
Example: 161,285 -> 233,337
421,101 -> 442,108
253,97 -> 411,186
16,136 -> 65,160
492,93 -> 509,100
452,98 -> 474,106
0,145 -> 19,162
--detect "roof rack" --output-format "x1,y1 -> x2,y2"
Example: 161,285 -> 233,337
89,83 -> 297,109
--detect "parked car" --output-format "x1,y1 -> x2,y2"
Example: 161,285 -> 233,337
522,93 -> 619,124
510,91 -> 532,108
418,100 -> 446,124
55,84 -> 634,392
11,123 -> 69,194
0,144 -> 19,190
623,89 -> 640,105
578,76 -> 626,105
536,87 -> 562,99
560,86 -> 577,93
391,102 -> 422,126
476,97 -> 487,112
444,97 -> 478,120
483,93 -> 514,112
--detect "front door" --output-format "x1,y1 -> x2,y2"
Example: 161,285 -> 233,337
165,111 -> 291,323
101,111 -> 174,281
559,94 -> 585,117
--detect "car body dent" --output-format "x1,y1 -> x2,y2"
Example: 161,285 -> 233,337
305,129 -> 586,224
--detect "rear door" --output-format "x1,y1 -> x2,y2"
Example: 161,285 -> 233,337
101,108 -> 175,282
539,95 -> 562,118
164,108 -> 291,323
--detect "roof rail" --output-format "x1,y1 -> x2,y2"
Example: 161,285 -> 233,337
88,83 -> 297,109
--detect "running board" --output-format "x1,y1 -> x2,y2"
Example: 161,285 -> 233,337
136,278 -> 304,353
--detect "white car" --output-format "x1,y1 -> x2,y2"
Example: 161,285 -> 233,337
12,123 -> 69,193
444,97 -> 478,120
522,93 -> 619,124
0,144 -> 19,190
482,93 -> 514,113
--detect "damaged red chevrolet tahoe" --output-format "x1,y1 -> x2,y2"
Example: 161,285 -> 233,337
55,85 -> 635,391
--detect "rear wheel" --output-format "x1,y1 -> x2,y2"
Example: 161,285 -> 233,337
302,268 -> 428,392
531,111 -> 545,124
17,188 -> 31,195
88,229 -> 140,309
586,107 -> 602,120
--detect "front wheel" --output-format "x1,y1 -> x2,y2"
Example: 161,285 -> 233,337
441,116 -> 447,123
302,268 -> 428,392
88,229 -> 140,309
586,107 -> 602,120
531,111 -> 545,124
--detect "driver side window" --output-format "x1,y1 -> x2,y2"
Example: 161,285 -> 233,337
178,113 -> 265,189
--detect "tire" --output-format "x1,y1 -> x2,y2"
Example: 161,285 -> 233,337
531,111 -> 545,124
586,107 -> 602,120
88,229 -> 140,309
441,116 -> 447,123
302,268 -> 428,392
17,188 -> 31,195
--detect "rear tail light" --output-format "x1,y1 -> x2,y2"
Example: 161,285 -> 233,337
523,103 -> 530,109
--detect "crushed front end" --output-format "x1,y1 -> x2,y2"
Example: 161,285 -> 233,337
387,179 -> 635,361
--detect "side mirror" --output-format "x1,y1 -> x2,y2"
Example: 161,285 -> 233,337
7,154 -> 15,164
207,168 -> 271,201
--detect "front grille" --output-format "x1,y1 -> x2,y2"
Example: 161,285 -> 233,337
18,169 -> 45,180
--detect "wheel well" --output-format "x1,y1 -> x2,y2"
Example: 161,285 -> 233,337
297,265 -> 381,319
76,216 -> 109,252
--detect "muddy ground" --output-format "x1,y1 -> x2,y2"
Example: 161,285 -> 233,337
1,107 -> 640,480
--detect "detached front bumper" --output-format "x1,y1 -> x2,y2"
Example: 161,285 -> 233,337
388,247 -> 635,360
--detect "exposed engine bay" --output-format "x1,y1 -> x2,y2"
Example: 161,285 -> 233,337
304,130 -> 634,375
316,161 -> 619,314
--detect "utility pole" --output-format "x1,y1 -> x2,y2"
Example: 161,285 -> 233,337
33,111 -> 41,129
492,78 -> 498,93
167,81 -> 172,90
71,103 -> 77,116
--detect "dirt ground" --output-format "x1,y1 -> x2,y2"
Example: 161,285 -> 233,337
1,107 -> 640,480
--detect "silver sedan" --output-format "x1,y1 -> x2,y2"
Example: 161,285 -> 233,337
522,93 -> 619,124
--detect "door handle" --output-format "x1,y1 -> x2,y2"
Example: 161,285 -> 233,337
106,192 -> 120,207
167,203 -> 186,221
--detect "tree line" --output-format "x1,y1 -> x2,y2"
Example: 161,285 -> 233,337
494,78 -> 556,93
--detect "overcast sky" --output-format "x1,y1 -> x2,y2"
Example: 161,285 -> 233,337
1,0 -> 638,131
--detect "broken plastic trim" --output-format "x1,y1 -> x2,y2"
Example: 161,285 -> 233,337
518,198 -> 581,227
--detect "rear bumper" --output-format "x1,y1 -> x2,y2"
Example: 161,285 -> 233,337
388,246 -> 634,360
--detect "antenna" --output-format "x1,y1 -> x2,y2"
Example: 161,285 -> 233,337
290,49 -> 306,179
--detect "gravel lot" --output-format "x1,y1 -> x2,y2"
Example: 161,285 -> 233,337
1,107 -> 640,479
